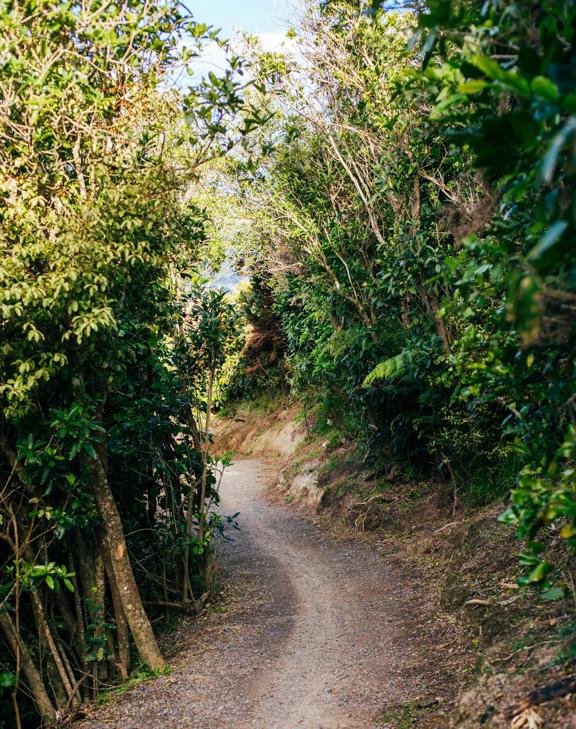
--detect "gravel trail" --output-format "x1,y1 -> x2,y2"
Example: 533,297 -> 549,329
77,459 -> 434,729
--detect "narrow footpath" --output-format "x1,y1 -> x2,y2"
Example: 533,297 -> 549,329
78,459 -> 440,729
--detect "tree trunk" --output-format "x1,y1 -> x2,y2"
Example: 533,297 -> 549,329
198,369 -> 215,547
182,479 -> 196,602
424,291 -> 452,357
93,551 -> 115,682
82,448 -> 164,670
30,590 -> 77,706
0,612 -> 55,724
54,591 -> 82,666
72,532 -> 106,690
102,546 -> 131,679
70,555 -> 87,664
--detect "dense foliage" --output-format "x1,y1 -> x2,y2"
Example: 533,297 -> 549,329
0,2 -> 249,725
227,0 -> 576,594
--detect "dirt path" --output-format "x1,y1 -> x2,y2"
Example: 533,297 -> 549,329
78,459 -> 439,729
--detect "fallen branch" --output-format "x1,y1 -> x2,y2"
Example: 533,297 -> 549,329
494,640 -> 561,665
144,592 -> 210,616
503,674 -> 576,720
358,492 -> 396,506
434,520 -> 462,534
143,600 -> 197,614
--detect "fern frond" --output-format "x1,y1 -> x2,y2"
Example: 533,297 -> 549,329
363,348 -> 417,387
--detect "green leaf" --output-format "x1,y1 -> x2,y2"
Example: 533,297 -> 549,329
363,349 -> 417,387
46,575 -> 55,590
0,672 -> 17,689
541,587 -> 565,601
469,54 -> 505,80
510,274 -> 542,343
430,93 -> 467,119
528,220 -> 568,260
519,560 -> 552,585
457,80 -> 489,95
469,55 -> 530,95
541,119 -> 576,183
531,76 -> 559,101
83,443 -> 97,459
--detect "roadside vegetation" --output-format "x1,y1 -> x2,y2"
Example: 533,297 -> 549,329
224,0 -> 576,595
0,1 -> 253,725
216,1 -> 576,718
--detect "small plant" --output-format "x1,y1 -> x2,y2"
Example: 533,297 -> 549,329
97,665 -> 173,706
501,427 -> 576,590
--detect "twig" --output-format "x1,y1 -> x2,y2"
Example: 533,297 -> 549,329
434,520 -> 462,534
494,640 -> 561,664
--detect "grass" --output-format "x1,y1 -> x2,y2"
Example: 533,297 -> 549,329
217,388 -> 287,419
97,665 -> 172,706
285,449 -> 323,477
319,455 -> 341,477
459,456 -> 519,508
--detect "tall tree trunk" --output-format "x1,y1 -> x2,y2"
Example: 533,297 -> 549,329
102,546 -> 131,679
0,612 -> 55,724
82,448 -> 164,670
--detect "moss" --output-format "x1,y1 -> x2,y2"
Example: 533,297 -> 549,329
378,702 -> 441,729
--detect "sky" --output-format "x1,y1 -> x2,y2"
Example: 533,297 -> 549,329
189,1 -> 299,78
191,1 -> 293,39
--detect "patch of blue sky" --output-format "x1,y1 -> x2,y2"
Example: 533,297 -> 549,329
190,0 -> 291,38
185,1 -> 299,82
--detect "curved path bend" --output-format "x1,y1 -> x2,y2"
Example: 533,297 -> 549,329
78,459 -> 435,729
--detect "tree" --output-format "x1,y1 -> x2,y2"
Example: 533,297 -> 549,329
174,287 -> 241,596
0,0 -> 253,723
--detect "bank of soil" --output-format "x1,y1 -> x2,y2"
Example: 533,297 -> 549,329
215,404 -> 576,728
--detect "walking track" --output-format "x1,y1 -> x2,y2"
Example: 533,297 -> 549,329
77,459 -> 437,729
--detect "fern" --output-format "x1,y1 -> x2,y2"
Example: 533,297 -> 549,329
363,349 -> 417,387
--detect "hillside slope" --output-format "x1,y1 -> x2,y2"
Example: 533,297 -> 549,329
214,403 -> 576,728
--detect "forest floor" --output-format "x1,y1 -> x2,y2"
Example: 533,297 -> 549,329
76,458 -> 450,729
